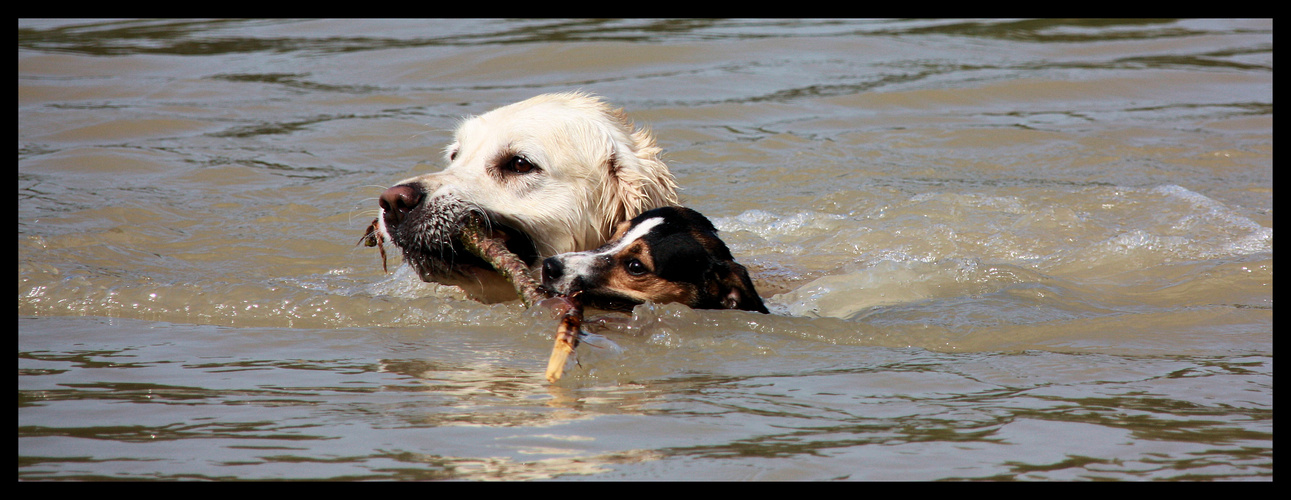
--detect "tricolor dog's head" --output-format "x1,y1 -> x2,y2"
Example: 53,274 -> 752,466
541,206 -> 768,313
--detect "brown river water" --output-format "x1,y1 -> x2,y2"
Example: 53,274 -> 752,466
19,19 -> 1271,480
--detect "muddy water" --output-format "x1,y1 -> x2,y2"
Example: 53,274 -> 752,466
19,19 -> 1271,480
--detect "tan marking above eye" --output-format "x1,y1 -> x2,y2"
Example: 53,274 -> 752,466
609,219 -> 634,241
619,241 -> 653,271
593,234 -> 702,307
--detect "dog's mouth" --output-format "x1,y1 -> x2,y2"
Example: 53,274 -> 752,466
398,213 -> 539,283
377,185 -> 539,283
445,218 -> 539,277
574,290 -> 644,312
538,284 -> 641,313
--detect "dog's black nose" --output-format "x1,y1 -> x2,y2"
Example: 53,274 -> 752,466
378,184 -> 421,228
541,257 -> 564,284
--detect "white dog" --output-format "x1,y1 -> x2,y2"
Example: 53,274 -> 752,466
374,92 -> 679,302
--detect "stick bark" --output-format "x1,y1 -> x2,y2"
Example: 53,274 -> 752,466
456,214 -> 549,308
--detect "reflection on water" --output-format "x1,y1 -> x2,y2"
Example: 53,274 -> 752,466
19,19 -> 1270,480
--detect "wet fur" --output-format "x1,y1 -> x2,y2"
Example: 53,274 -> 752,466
541,206 -> 769,313
376,92 -> 678,302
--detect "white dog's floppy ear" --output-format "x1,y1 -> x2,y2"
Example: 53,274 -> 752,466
596,112 -> 679,237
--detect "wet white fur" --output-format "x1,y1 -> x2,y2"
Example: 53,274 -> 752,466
381,92 -> 677,258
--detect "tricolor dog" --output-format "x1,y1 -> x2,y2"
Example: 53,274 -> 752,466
541,206 -> 768,313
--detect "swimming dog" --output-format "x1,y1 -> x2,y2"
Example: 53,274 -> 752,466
375,92 -> 678,303
541,206 -> 768,313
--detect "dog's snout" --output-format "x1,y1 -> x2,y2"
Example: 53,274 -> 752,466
541,257 -> 564,284
379,184 -> 422,228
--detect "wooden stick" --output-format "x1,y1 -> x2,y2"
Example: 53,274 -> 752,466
544,295 -> 584,383
451,214 -> 585,383
359,218 -> 389,273
455,214 -> 549,308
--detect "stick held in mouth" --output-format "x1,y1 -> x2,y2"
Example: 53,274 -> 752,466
544,294 -> 584,383
451,213 -> 586,383
359,218 -> 389,273
455,214 -> 549,308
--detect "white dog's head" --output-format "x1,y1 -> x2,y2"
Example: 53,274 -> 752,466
375,92 -> 678,302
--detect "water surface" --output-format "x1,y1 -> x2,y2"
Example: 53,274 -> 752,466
19,18 -> 1272,480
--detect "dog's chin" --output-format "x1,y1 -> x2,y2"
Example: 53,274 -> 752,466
433,265 -> 525,303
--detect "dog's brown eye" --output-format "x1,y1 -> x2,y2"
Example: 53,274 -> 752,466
625,259 -> 648,276
505,156 -> 536,174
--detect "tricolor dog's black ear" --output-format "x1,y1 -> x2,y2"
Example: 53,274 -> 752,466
710,260 -> 769,313
659,206 -> 768,314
